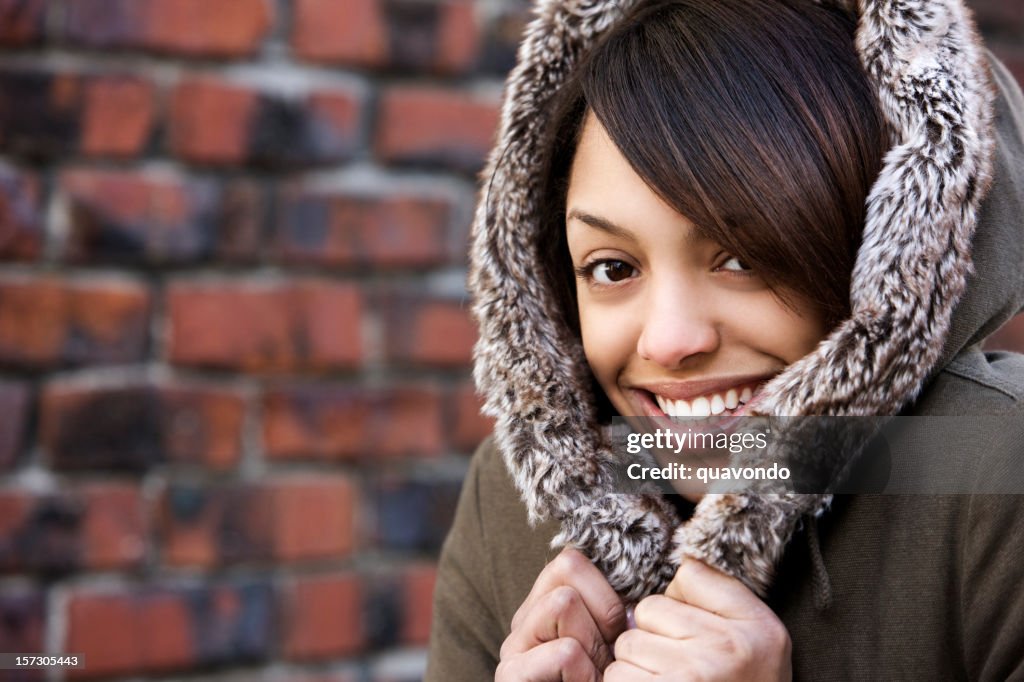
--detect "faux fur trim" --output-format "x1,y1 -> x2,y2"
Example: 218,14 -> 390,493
469,0 -> 996,601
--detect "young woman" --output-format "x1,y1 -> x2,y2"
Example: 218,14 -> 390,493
427,0 -> 1024,678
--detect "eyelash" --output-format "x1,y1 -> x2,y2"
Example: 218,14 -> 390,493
575,254 -> 753,287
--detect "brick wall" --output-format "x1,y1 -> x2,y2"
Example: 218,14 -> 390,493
0,1 -> 1021,681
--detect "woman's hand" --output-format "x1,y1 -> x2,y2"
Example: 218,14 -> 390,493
606,558 -> 792,681
496,547 -> 627,681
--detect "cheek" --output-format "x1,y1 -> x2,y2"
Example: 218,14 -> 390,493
577,295 -> 638,390
730,292 -> 826,362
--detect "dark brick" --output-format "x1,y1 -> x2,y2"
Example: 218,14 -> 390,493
61,169 -> 263,265
274,189 -> 453,267
0,380 -> 30,471
40,382 -> 245,472
479,5 -> 531,74
0,0 -> 47,47
374,477 -> 461,553
0,166 -> 44,261
362,565 -> 437,650
0,70 -> 82,159
0,590 -> 45,672
0,491 -> 82,576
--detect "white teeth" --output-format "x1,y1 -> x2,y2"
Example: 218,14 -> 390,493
691,396 -> 711,417
725,389 -> 739,409
655,384 -> 757,417
675,399 -> 692,416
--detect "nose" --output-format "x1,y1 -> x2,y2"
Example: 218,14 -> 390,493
636,279 -> 719,369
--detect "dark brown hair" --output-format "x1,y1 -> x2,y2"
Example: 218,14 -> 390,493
539,0 -> 889,332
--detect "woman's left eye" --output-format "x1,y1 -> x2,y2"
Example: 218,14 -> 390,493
718,255 -> 752,272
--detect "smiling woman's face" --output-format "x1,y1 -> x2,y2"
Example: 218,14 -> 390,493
566,113 -> 828,420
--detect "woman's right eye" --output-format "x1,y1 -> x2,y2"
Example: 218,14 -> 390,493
581,260 -> 637,285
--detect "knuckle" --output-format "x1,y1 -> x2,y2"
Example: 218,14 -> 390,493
546,585 -> 581,618
555,637 -> 587,667
553,547 -> 589,578
632,595 -> 660,626
613,628 -> 638,661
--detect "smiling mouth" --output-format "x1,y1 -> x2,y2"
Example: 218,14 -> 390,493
644,379 -> 769,419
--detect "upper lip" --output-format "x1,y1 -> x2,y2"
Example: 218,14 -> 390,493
630,373 -> 778,402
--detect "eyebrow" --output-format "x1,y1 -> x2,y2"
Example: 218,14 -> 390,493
566,209 -> 638,243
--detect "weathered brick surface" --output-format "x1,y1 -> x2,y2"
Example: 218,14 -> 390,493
0,70 -> 83,159
0,165 -> 44,261
374,477 -> 461,553
80,75 -> 156,157
275,188 -> 455,267
281,572 -> 363,660
160,475 -> 356,566
61,0 -> 274,57
263,384 -> 444,460
0,0 -> 47,47
0,277 -> 151,369
0,380 -> 29,470
0,483 -> 144,574
60,169 -> 262,264
363,564 -> 438,650
65,579 -> 275,679
451,381 -> 494,453
169,78 -> 364,167
40,381 -> 245,471
292,0 -> 481,74
375,87 -> 501,172
0,589 -> 45,666
167,280 -> 363,372
382,292 -> 476,367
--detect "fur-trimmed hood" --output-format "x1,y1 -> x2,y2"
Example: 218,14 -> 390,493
469,0 -> 1018,603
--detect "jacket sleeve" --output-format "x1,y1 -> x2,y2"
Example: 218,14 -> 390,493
424,439 -> 507,681
960,493 -> 1024,681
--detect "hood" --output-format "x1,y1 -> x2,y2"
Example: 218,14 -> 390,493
469,0 -> 1014,602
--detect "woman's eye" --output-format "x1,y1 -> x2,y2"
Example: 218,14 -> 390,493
718,255 -> 752,272
583,260 -> 637,285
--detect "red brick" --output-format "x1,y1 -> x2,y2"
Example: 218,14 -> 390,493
375,86 -> 500,172
62,0 -> 273,57
275,189 -> 453,267
402,564 -> 437,644
40,381 -> 244,472
291,0 -> 387,66
0,277 -> 150,369
451,382 -> 493,452
168,79 -> 257,164
0,490 -> 82,574
80,76 -> 156,156
292,0 -> 480,74
282,573 -> 363,660
167,280 -> 363,372
0,0 -> 46,46
383,293 -> 477,367
270,476 -> 357,561
161,386 -> 245,469
80,483 -> 146,569
263,384 -> 444,460
0,380 -> 29,470
160,482 -> 272,567
65,589 -> 193,678
0,164 -> 44,261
